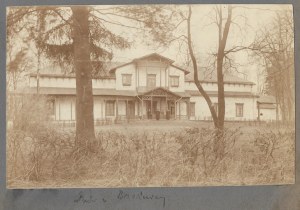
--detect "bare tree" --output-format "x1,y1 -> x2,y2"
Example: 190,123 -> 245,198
187,5 -> 233,130
251,9 -> 294,122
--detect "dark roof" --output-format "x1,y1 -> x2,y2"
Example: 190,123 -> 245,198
257,95 -> 276,104
185,70 -> 255,85
186,90 -> 258,98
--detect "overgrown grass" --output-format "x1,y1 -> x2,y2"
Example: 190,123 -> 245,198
7,123 -> 295,188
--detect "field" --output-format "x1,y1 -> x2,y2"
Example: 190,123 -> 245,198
7,120 -> 295,188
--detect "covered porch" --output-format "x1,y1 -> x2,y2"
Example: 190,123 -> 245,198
137,87 -> 191,120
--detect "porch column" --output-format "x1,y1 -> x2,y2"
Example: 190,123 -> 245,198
187,100 -> 191,120
165,96 -> 167,119
179,102 -> 181,120
116,99 -> 119,123
141,99 -> 144,119
175,101 -> 177,120
151,96 -> 153,119
103,99 -> 106,118
101,99 -> 104,119
126,99 -> 129,119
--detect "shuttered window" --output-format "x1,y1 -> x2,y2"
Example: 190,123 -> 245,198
190,102 -> 195,116
170,76 -> 179,87
236,103 -> 244,117
106,100 -> 115,116
147,74 -> 156,88
122,74 -> 132,86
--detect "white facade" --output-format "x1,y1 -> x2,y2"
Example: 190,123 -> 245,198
26,53 -> 274,122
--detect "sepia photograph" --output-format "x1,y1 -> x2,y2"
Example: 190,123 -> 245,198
6,4 -> 295,188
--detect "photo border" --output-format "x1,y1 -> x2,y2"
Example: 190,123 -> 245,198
1,0 -> 299,209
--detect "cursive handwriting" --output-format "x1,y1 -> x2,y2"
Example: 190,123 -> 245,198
117,190 -> 166,208
73,190 -> 166,208
74,190 -> 97,204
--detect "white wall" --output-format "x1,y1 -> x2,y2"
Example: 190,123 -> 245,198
55,97 -> 76,121
30,76 -> 115,89
190,96 -> 257,121
94,97 -> 103,120
136,61 -> 168,88
259,108 -> 276,121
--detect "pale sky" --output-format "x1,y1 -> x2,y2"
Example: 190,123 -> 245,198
102,4 -> 293,87
7,4 -> 294,92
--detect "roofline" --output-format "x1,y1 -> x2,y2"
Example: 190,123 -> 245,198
109,54 -> 190,75
187,90 -> 259,98
185,79 -> 255,85
132,53 -> 175,63
138,87 -> 184,98
28,73 -> 116,79
170,64 -> 190,75
109,62 -> 133,72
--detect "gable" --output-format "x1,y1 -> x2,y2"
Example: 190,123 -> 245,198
109,53 -> 189,75
141,87 -> 181,98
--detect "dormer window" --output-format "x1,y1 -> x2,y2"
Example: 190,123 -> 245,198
147,74 -> 156,88
170,76 -> 179,87
122,74 -> 132,86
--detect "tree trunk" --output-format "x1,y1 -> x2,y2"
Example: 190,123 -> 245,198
71,6 -> 96,148
216,5 -> 232,130
187,6 -> 219,129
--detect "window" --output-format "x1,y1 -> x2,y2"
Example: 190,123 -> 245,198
170,76 -> 179,87
236,103 -> 244,117
47,99 -> 55,115
147,74 -> 156,87
122,74 -> 132,86
213,103 -> 218,116
105,100 -> 115,116
190,102 -> 195,117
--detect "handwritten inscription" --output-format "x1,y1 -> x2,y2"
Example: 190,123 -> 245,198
73,190 -> 166,208
117,190 -> 166,208
74,190 -> 96,204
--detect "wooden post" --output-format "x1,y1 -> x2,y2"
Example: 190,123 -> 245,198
187,100 -> 191,120
101,99 -> 103,119
58,98 -> 61,121
141,99 -> 144,119
126,99 -> 129,119
54,98 -> 57,120
175,101 -> 177,120
151,96 -> 153,119
116,99 -> 119,123
179,101 -> 181,120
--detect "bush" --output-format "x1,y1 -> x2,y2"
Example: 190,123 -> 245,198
175,127 -> 240,181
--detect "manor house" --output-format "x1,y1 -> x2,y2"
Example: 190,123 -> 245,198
24,53 -> 276,123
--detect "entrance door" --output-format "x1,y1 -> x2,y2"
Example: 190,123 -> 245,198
168,101 -> 175,119
128,101 -> 135,119
145,100 -> 157,119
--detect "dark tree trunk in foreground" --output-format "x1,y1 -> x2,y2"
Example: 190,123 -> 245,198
216,5 -> 232,130
72,6 -> 96,147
